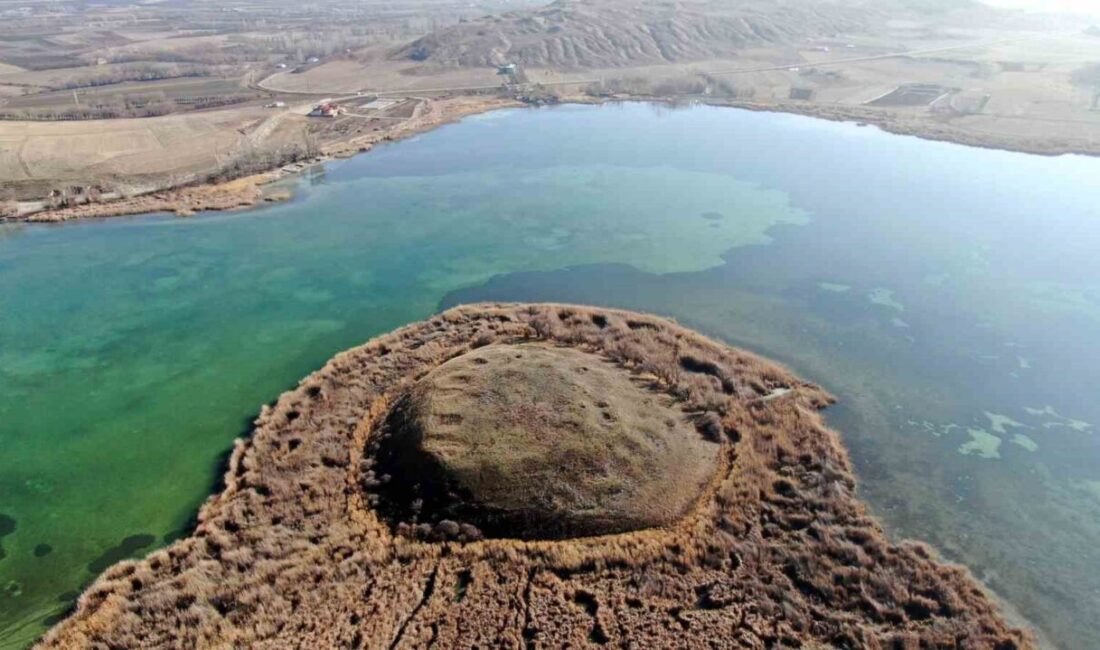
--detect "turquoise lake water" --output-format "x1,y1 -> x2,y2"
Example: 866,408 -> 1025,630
1,103 -> 1098,648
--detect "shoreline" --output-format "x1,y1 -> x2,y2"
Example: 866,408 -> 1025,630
6,92 -> 1099,226
718,99 -> 1100,159
7,95 -> 522,225
6,106 -> 1064,646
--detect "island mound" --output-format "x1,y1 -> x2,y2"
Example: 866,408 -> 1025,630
40,304 -> 1032,649
371,344 -> 720,540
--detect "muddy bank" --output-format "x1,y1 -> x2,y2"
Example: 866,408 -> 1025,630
41,304 -> 1032,648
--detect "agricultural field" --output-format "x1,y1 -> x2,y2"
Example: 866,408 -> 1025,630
0,76 -> 257,120
0,105 -> 310,199
0,0 -> 545,119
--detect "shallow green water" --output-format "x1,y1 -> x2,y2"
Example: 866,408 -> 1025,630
2,103 -> 1099,648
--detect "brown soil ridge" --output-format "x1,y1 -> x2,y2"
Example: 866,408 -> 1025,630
40,304 -> 1032,649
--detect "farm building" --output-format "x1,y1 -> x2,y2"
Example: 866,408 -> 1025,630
309,102 -> 343,118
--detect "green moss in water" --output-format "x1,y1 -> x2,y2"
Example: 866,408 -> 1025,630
0,515 -> 14,563
86,535 -> 157,575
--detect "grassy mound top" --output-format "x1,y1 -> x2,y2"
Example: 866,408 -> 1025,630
372,344 -> 719,539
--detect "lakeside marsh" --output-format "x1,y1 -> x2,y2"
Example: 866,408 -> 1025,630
1,103 -> 1099,648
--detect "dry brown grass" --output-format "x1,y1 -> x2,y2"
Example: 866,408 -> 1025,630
40,303 -> 1032,649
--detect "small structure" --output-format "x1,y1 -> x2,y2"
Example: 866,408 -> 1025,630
497,63 -> 518,75
276,63 -> 288,69
789,87 -> 814,101
309,102 -> 343,118
867,83 -> 953,108
265,101 -> 287,109
361,98 -> 399,111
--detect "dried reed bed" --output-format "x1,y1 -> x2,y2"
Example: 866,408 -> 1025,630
40,304 -> 1031,649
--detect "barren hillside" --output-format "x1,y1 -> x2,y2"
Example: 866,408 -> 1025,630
41,305 -> 1030,649
394,0 -> 994,69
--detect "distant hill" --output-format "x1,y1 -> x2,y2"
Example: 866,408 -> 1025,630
395,0 -> 874,69
393,0 -> 994,70
1086,24 -> 1100,36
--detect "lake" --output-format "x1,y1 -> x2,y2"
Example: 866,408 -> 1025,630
1,103 -> 1098,649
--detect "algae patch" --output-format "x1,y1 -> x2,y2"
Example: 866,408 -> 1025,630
984,411 -> 1027,435
959,428 -> 1002,459
957,413 -> 1035,458
908,420 -> 962,438
1079,480 -> 1100,505
1011,434 -> 1039,452
1026,406 -> 1093,434
868,288 -> 905,312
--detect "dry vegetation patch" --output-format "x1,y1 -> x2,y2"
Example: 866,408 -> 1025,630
40,304 -> 1031,649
